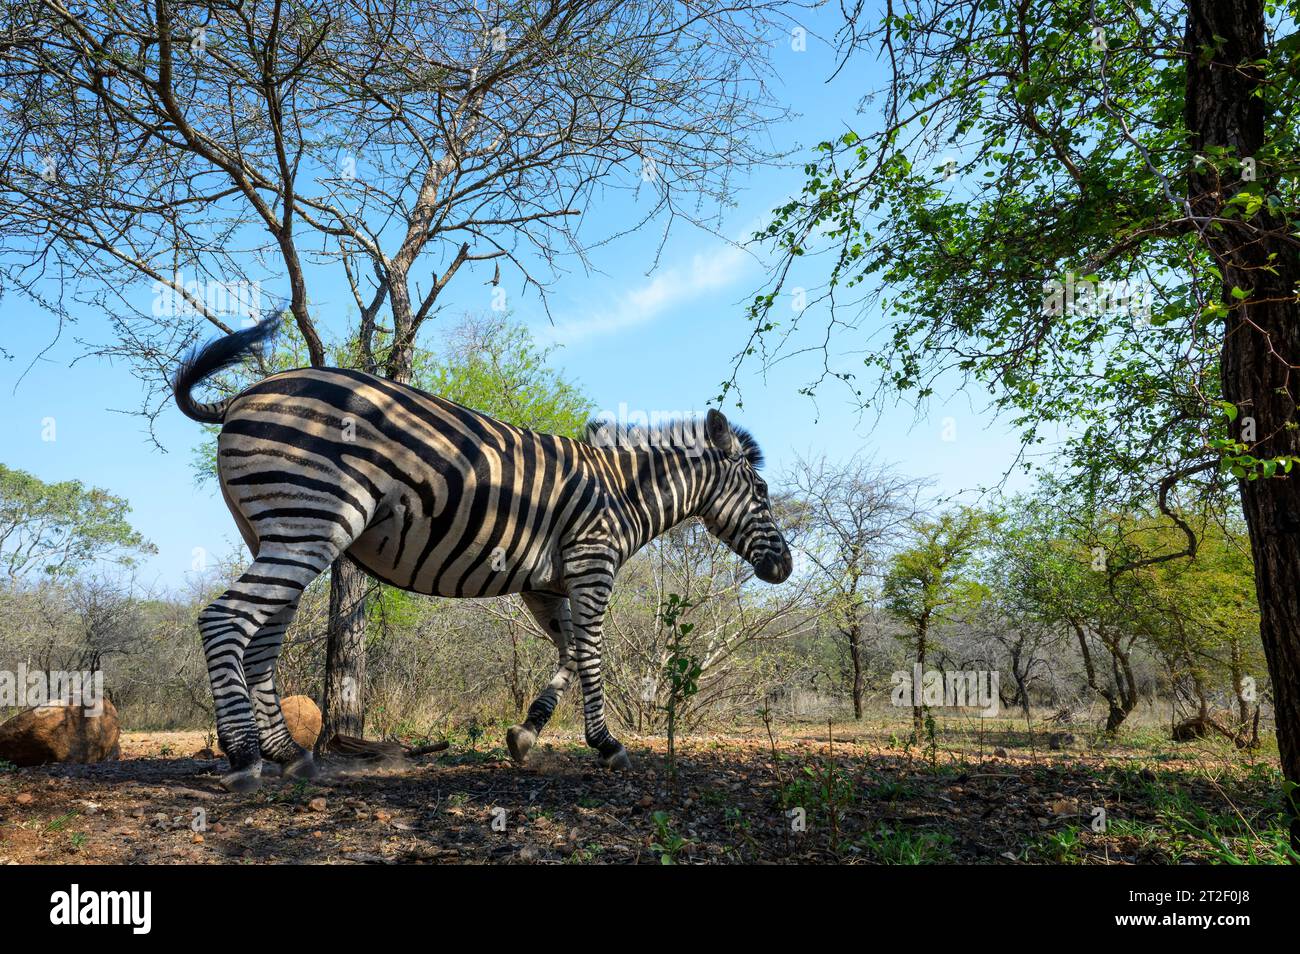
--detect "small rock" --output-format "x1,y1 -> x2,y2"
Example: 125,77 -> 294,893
1050,798 -> 1076,816
308,797 -> 328,813
374,809 -> 392,823
15,793 -> 33,806
191,833 -> 204,845
637,795 -> 653,810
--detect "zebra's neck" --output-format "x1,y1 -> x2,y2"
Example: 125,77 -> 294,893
594,444 -> 718,557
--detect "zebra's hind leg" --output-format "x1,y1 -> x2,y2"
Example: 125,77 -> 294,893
243,602 -> 318,781
199,553 -> 325,793
507,592 -> 578,764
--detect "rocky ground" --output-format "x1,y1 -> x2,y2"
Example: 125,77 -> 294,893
0,724 -> 1289,864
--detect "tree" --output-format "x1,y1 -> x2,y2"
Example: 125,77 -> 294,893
421,313 -> 592,438
1120,515 -> 1264,743
882,507 -> 987,736
785,454 -> 920,718
0,464 -> 155,583
746,0 -> 1300,841
999,496 -> 1145,734
1,0 -> 786,741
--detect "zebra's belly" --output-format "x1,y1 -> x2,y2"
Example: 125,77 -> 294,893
346,508 -> 561,598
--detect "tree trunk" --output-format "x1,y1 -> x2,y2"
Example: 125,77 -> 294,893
913,617 -> 928,738
1009,639 -> 1031,718
320,268 -> 417,749
321,555 -> 369,747
1186,0 -> 1300,845
847,623 -> 864,720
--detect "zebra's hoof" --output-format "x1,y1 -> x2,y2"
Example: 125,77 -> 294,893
600,746 -> 631,771
506,725 -> 537,764
220,763 -> 264,794
283,751 -> 319,781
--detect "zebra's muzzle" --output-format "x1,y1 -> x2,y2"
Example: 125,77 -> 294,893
754,548 -> 793,584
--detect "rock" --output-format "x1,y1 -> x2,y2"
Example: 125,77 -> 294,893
14,793 -> 33,806
1050,798 -> 1077,816
993,747 -> 1008,758
308,797 -> 328,813
0,699 -> 120,767
280,695 -> 322,749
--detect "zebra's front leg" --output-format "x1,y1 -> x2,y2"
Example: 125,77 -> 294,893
507,592 -> 577,764
568,581 -> 630,770
244,603 -> 318,781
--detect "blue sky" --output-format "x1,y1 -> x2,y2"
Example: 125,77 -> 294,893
0,8 -> 1034,591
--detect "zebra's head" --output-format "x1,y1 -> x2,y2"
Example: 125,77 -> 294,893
698,409 -> 792,584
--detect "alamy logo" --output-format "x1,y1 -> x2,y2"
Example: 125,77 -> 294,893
891,665 -> 1000,717
50,884 -> 152,934
0,667 -> 104,716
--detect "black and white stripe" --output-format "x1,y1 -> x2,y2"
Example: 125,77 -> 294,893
174,318 -> 792,791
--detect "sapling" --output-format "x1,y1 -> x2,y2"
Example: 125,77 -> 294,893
658,593 -> 702,784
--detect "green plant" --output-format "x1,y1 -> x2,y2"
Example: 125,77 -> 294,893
1038,827 -> 1086,864
44,811 -> 79,834
565,843 -> 604,864
923,712 -> 939,769
864,778 -> 916,802
658,594 -> 702,783
858,825 -> 956,864
650,811 -> 687,864
780,724 -> 856,854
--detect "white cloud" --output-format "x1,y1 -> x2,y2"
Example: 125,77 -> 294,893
536,241 -> 752,347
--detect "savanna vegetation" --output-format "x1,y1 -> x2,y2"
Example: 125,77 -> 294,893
2,0 -> 1298,866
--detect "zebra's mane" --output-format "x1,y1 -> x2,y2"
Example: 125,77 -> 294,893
584,416 -> 765,469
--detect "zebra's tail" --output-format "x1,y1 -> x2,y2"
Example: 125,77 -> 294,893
172,313 -> 282,424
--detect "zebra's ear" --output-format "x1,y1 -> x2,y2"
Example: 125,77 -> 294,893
706,409 -> 739,456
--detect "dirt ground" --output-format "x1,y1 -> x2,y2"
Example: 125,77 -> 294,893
0,722 -> 1289,864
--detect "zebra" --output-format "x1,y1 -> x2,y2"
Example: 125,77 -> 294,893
172,316 -> 793,793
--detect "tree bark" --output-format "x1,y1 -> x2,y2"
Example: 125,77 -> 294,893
846,622 -> 864,720
913,616 -> 928,738
1186,0 -> 1300,845
321,556 -> 369,746
322,266 -> 417,747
